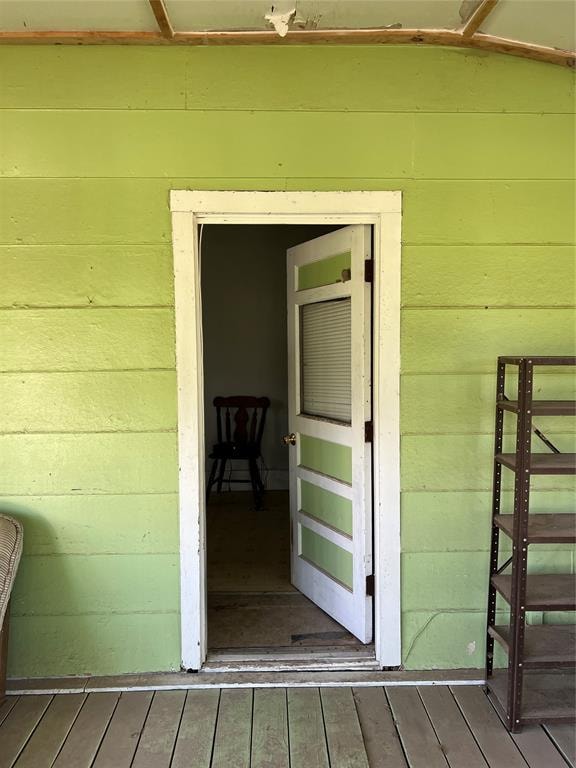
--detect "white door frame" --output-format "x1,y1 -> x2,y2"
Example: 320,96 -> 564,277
170,191 -> 402,671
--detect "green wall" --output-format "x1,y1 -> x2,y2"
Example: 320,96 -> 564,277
0,45 -> 574,677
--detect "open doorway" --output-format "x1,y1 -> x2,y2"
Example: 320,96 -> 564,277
201,224 -> 376,665
171,190 -> 402,672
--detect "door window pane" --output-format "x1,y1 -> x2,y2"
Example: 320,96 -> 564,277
300,298 -> 352,423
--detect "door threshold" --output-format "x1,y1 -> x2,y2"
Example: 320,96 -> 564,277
204,645 -> 379,673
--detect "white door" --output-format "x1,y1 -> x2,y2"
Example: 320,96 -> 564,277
286,225 -> 373,643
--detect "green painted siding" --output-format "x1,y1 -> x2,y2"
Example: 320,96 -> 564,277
0,45 -> 574,676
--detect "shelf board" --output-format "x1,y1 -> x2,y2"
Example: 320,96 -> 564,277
489,624 -> 576,668
491,574 -> 576,611
497,399 -> 576,416
495,453 -> 576,474
487,669 -> 576,725
494,513 -> 576,544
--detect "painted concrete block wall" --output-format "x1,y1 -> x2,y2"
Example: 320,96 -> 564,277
0,45 -> 574,676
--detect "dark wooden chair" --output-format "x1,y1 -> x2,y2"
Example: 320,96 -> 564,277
206,396 -> 270,510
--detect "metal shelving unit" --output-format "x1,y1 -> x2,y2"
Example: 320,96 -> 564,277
485,356 -> 576,732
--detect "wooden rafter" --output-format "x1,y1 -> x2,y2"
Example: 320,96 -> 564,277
0,27 -> 573,69
461,0 -> 500,38
148,0 -> 173,39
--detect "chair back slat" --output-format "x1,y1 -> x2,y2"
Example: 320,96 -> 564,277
213,396 -> 270,451
249,407 -> 258,443
225,407 -> 231,442
233,405 -> 249,443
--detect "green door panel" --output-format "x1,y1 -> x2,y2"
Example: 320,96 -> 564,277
300,480 -> 352,537
300,526 -> 353,590
299,435 -> 352,484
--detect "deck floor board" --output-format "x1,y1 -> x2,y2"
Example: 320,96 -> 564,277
131,691 -> 186,768
418,685 -> 488,768
14,693 -> 86,768
451,686 -> 530,768
91,691 -> 153,768
287,687 -> 330,768
1,685 -> 573,768
544,724 -> 576,766
0,695 -> 52,768
321,687 -> 369,768
387,687 -> 449,768
52,692 -> 120,768
251,688 -> 289,768
352,686 -> 408,768
210,688 -> 253,768
0,697 -> 19,728
171,690 -> 220,768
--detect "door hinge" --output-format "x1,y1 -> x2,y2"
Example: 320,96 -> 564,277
364,259 -> 373,283
364,420 -> 373,443
366,574 -> 375,597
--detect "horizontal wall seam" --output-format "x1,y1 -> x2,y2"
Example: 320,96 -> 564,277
2,242 -> 574,248
2,176 -> 574,182
0,108 -> 574,115
400,305 -> 576,310
1,243 -> 573,249
0,492 -> 178,498
1,369 -> 571,377
0,368 -> 176,374
0,430 -> 178,435
0,305 -> 174,311
400,488 -> 574,493
400,431 -> 576,436
0,491 -> 179,497
1,306 -> 574,313
20,552 -> 179,557
401,306 -> 576,312
11,610 -> 180,618
6,302 -> 571,312
5,430 -> 574,438
399,370 -> 574,376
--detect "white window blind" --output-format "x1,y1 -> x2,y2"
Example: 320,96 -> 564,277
300,298 -> 352,423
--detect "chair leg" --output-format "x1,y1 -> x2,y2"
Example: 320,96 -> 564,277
206,459 -> 218,503
216,458 -> 227,493
249,458 -> 265,510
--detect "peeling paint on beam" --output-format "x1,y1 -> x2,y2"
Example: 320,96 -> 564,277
264,4 -> 297,38
0,28 -> 573,68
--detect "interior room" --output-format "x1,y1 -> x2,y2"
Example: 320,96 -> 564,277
201,223 -> 374,659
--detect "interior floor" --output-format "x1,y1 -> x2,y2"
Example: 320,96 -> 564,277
207,491 -> 371,653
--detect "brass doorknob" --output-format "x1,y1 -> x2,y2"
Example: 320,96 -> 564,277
282,433 -> 297,446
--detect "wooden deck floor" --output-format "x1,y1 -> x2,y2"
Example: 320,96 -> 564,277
0,686 -> 574,768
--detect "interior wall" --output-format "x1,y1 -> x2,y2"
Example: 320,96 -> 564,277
0,45 -> 574,677
201,224 -> 337,491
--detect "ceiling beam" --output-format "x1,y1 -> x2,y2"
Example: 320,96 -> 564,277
148,0 -> 173,39
0,27 -> 573,69
460,0 -> 499,38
